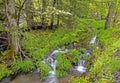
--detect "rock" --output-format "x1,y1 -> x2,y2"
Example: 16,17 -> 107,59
115,50 -> 120,58
114,69 -> 120,83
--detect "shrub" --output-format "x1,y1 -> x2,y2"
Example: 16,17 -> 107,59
79,48 -> 90,60
11,60 -> 34,73
56,70 -> 67,77
56,53 -> 72,77
0,65 -> 12,80
69,49 -> 80,64
36,62 -> 51,78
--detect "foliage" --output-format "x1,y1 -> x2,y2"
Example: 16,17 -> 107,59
22,22 -> 94,61
1,0 -> 120,82
56,70 -> 68,77
56,53 -> 72,77
98,28 -> 120,46
91,20 -> 105,30
69,49 -> 80,64
89,28 -> 120,82
36,62 -> 51,78
70,76 -> 88,83
68,28 -> 120,82
11,60 -> 34,73
79,48 -> 90,60
0,65 -> 12,80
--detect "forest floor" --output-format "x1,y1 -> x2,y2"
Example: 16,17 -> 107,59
0,19 -> 120,83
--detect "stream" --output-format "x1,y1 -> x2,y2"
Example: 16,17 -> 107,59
1,36 -> 97,83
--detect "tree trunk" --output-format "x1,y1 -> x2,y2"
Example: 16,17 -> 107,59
5,0 -> 19,56
41,0 -> 46,25
104,3 -> 114,29
17,0 -> 26,26
50,0 -> 56,29
25,0 -> 34,28
56,0 -> 59,26
112,12 -> 118,27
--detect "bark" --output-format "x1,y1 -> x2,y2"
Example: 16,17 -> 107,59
104,3 -> 114,29
56,0 -> 59,26
17,0 -> 26,26
50,0 -> 56,29
41,0 -> 46,25
25,0 -> 34,28
5,0 -> 19,57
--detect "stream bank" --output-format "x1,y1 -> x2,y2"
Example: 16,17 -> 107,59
0,35 -> 96,83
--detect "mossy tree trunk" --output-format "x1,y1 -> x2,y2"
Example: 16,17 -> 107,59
50,0 -> 56,29
104,2 -> 114,29
41,0 -> 46,25
5,0 -> 19,60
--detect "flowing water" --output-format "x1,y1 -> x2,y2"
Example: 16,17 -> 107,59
90,36 -> 96,44
42,48 -> 69,83
1,36 -> 97,83
74,59 -> 87,76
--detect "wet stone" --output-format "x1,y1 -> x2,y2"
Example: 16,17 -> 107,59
114,69 -> 120,83
115,50 -> 120,58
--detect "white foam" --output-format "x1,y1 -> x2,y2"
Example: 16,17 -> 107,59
90,36 -> 97,44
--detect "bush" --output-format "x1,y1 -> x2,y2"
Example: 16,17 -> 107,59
0,65 -> 12,80
11,60 -> 34,73
56,70 -> 67,77
56,53 -> 72,77
89,28 -> 120,82
69,49 -> 80,64
79,48 -> 89,60
36,62 -> 51,78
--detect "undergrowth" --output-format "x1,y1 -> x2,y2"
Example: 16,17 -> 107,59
70,27 -> 120,82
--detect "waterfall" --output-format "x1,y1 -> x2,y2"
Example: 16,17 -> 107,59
75,59 -> 87,76
42,48 -> 69,83
90,36 -> 97,44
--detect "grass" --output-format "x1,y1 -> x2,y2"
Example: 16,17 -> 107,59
1,18 -> 119,83
1,20 -> 95,78
89,28 -> 120,82
69,23 -> 120,82
20,19 -> 95,78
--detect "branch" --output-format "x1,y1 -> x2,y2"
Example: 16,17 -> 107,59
0,44 -> 7,47
0,36 -> 8,40
17,0 -> 27,26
